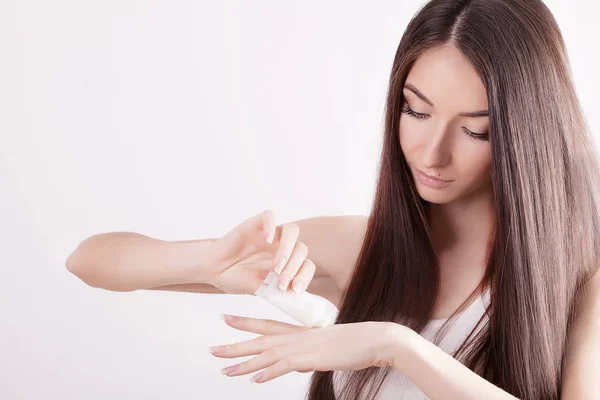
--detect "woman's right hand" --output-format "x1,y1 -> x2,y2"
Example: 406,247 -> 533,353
206,209 -> 316,295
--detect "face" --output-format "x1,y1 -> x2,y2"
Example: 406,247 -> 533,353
399,44 -> 492,204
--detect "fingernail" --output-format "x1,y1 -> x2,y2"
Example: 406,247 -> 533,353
209,345 -> 225,354
265,231 -> 274,244
274,257 -> 286,274
278,274 -> 290,291
250,371 -> 265,383
221,364 -> 239,375
220,314 -> 233,322
292,282 -> 304,293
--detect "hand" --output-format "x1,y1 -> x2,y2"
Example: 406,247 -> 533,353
208,314 -> 401,383
207,210 -> 316,295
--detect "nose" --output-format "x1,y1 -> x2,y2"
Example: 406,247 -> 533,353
422,123 -> 452,170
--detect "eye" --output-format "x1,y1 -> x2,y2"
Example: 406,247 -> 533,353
401,104 -> 490,142
401,105 -> 428,120
462,127 -> 489,142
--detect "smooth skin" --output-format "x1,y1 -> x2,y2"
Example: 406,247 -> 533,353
210,314 -> 519,399
143,212 -> 367,307
66,43 -> 599,398
400,44 -> 494,317
208,44 -> 600,398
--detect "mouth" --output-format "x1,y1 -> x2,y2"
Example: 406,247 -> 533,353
414,168 -> 454,189
416,169 -> 453,183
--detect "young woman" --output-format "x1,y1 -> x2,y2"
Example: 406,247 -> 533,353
67,0 -> 600,399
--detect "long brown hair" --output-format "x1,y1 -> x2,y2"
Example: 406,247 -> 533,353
306,0 -> 600,399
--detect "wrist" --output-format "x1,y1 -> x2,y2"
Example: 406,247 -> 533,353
169,239 -> 220,285
378,322 -> 416,370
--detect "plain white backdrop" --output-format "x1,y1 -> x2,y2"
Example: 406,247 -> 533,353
1,1 -> 598,399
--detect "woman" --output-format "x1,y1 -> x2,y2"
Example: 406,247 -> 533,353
67,0 -> 600,398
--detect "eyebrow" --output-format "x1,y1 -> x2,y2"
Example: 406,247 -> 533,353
403,83 -> 489,118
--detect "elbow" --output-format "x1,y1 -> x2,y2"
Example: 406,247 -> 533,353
65,254 -> 89,286
65,249 -> 103,289
66,249 -> 82,277
65,252 -> 133,292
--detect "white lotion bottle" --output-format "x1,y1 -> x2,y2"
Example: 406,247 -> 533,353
254,271 -> 339,327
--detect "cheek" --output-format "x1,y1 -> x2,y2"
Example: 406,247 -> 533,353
458,148 -> 492,182
398,118 -> 421,155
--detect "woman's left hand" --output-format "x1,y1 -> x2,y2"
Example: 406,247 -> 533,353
209,314 -> 403,383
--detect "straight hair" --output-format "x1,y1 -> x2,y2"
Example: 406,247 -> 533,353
307,0 -> 600,399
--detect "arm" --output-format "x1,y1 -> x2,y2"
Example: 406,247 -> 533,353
388,269 -> 600,400
388,324 -> 518,400
66,232 -> 343,301
149,274 -> 342,304
560,269 -> 600,400
66,233 -> 220,292
66,215 -> 367,299
153,213 -> 366,298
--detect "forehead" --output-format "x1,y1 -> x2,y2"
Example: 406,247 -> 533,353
405,45 -> 488,110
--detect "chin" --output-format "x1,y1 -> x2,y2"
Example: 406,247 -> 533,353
415,189 -> 455,204
411,174 -> 457,204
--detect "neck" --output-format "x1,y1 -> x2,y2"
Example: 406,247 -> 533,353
426,186 -> 495,256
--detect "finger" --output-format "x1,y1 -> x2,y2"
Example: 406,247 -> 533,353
289,258 -> 316,294
221,347 -> 286,377
250,354 -> 314,383
209,333 -> 291,359
277,241 -> 308,291
259,209 -> 276,244
272,222 -> 299,275
209,336 -> 268,359
222,314 -> 309,335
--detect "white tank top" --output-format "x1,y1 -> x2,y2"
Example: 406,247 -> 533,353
332,289 -> 491,399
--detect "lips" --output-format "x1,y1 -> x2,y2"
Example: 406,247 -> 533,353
413,167 -> 454,189
417,169 -> 453,183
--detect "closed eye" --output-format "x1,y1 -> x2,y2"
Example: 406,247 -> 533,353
400,105 -> 489,142
401,105 -> 428,120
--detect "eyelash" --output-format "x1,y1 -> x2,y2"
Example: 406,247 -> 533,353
401,105 -> 490,142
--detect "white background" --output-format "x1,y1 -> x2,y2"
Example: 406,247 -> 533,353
1,1 -> 598,399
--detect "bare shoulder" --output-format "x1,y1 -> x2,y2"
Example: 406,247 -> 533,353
293,214 -> 369,297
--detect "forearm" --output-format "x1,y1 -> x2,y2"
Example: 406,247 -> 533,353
66,232 -> 219,291
390,324 -> 518,400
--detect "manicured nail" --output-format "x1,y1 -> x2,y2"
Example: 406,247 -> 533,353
250,371 -> 265,383
278,274 -> 290,291
274,257 -> 286,274
220,314 -> 233,322
209,345 -> 225,354
265,231 -> 274,244
221,364 -> 239,375
292,282 -> 304,293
